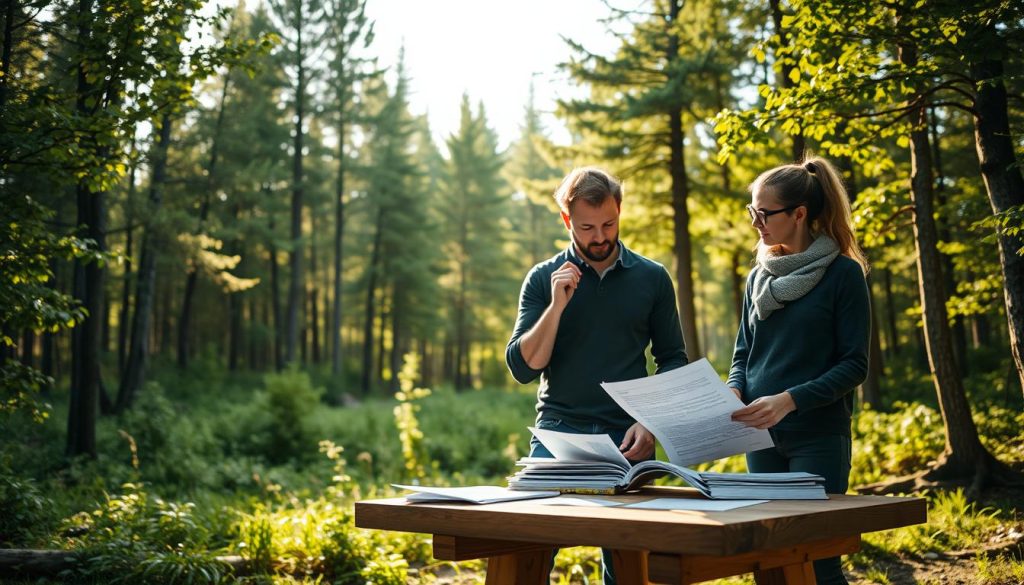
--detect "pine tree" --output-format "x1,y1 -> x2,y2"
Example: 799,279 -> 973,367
442,95 -> 515,390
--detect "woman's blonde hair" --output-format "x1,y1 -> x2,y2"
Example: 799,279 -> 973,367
749,156 -> 869,274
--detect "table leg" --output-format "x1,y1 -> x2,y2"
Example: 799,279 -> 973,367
611,549 -> 650,585
753,561 -> 816,585
484,548 -> 554,585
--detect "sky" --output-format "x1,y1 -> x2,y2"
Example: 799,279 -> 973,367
364,0 -> 622,150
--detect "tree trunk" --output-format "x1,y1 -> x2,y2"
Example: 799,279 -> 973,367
838,154 -> 882,406
442,331 -> 454,382
361,208 -> 383,395
665,1 -> 700,361
971,311 -> 991,349
376,286 -> 388,385
332,114 -> 345,378
309,213 -> 320,364
285,8 -> 306,366
769,0 -> 805,161
67,177 -> 104,456
178,73 -> 230,370
970,55 -> 1024,396
390,294 -> 402,394
899,40 -> 998,489
268,209 -> 284,371
227,207 -> 243,371
40,261 -> 55,398
862,276 -> 884,409
118,145 -> 137,377
883,268 -> 899,356
20,329 -> 34,367
419,337 -> 431,388
730,250 -> 743,329
117,114 -> 172,413
929,107 -> 967,376
455,251 -> 469,390
67,0 -> 103,458
0,0 -> 16,114
668,114 -> 700,361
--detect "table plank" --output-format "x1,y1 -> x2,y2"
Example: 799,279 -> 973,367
432,534 -> 553,561
355,489 -> 926,556
648,535 -> 859,583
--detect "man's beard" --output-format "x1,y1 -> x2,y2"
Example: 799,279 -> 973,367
574,233 -> 618,263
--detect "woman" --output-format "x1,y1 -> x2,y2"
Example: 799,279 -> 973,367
728,156 -> 870,585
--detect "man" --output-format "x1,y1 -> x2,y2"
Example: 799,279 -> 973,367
505,166 -> 687,584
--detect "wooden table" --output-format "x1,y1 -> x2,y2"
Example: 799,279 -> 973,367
355,487 -> 926,585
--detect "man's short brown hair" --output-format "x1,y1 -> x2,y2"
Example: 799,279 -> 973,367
553,167 -> 622,214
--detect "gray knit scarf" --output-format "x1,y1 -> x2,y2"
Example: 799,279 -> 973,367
751,234 -> 840,321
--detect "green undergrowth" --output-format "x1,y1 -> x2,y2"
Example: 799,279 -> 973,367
2,355 -> 1023,584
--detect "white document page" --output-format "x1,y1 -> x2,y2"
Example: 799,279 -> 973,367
600,358 -> 774,466
391,485 -> 558,504
528,427 -> 631,468
534,496 -> 625,507
622,498 -> 767,511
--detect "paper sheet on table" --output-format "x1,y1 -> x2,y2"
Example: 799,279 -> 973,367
391,484 -> 558,504
534,496 -> 625,507
528,426 -> 630,467
621,498 -> 767,511
600,358 -> 774,467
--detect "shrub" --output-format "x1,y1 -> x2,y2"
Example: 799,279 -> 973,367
61,482 -> 231,584
851,402 -> 945,486
261,369 -> 325,464
117,382 -> 221,490
0,462 -> 53,546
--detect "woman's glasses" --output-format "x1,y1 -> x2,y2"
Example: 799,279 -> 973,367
746,203 -> 803,226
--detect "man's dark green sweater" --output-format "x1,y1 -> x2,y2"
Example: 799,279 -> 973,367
506,242 -> 687,429
727,255 -> 870,435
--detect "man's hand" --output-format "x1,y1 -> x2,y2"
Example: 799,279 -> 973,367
728,387 -> 742,401
619,422 -> 655,461
550,261 -> 581,310
730,392 -> 796,430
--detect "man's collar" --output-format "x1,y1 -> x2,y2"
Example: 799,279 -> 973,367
565,241 -> 636,270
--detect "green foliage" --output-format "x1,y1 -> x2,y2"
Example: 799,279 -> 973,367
975,553 -> 1024,585
551,546 -> 601,584
261,369 -> 325,464
975,204 -> 1024,256
61,483 -> 231,584
859,488 -> 1003,557
393,353 -> 431,482
0,195 -> 93,422
0,461 -> 54,546
116,382 -> 221,489
851,402 -> 946,486
230,449 -> 418,585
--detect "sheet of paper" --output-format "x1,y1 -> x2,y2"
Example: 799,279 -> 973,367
621,498 -> 768,511
528,426 -> 630,467
391,484 -> 558,504
600,358 -> 774,466
533,496 -> 625,507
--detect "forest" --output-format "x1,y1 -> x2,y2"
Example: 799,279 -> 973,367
2,0 -> 1023,583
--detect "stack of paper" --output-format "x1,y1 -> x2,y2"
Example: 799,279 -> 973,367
684,471 -> 828,500
507,427 -> 827,499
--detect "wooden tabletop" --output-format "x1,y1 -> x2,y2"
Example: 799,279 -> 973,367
355,487 -> 926,556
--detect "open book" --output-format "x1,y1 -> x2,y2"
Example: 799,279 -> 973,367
507,427 -> 827,499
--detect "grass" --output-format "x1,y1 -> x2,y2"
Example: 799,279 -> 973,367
2,354 -> 1023,584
